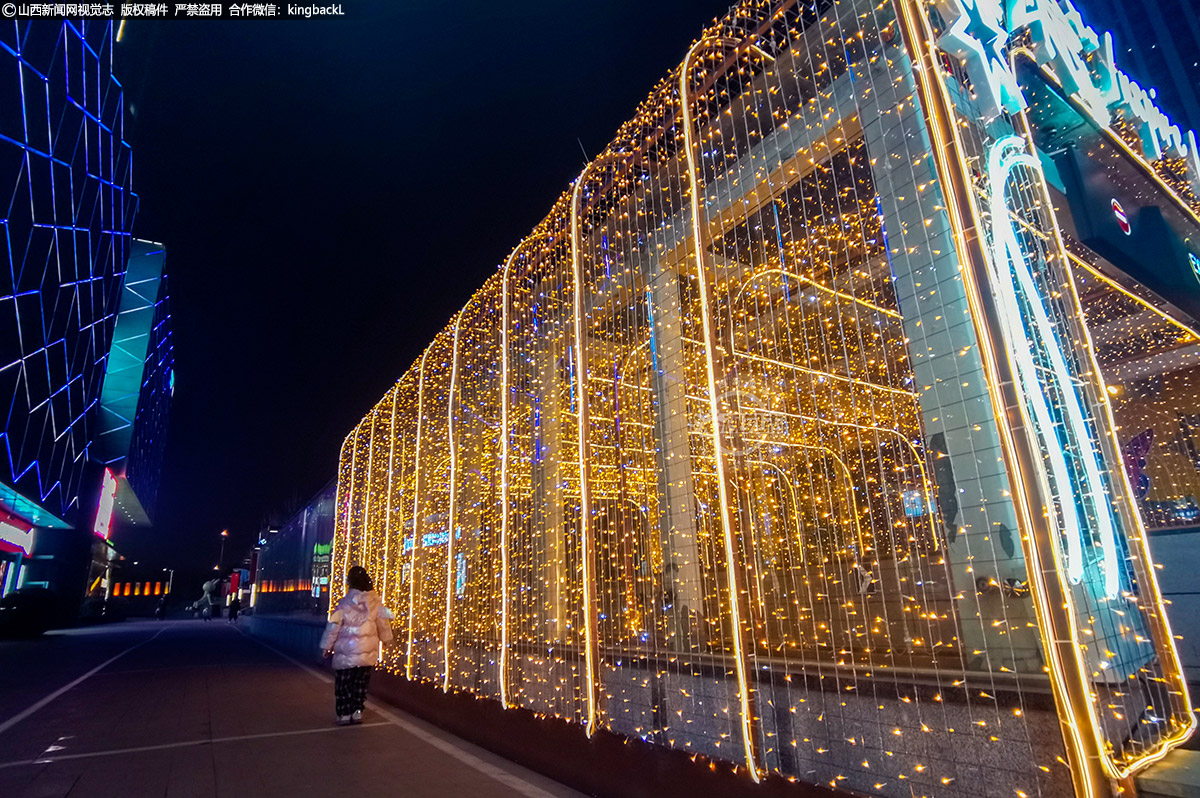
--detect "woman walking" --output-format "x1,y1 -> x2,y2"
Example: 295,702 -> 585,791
319,565 -> 394,725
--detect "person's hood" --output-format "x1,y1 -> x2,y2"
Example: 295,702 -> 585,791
342,588 -> 378,613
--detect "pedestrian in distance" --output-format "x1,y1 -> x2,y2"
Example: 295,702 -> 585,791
319,565 -> 394,725
227,595 -> 241,623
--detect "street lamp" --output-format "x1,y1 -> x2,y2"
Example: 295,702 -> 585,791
217,529 -> 228,573
162,567 -> 174,595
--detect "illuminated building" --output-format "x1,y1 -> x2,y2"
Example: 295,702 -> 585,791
254,480 -> 337,615
97,240 -> 173,529
331,1 -> 1198,794
0,21 -> 172,604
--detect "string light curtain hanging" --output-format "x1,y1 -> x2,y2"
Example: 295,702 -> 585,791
330,0 -> 1196,795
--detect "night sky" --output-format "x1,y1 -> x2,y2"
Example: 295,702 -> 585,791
112,2 -> 734,589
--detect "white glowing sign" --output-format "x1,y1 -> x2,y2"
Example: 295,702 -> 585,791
0,522 -> 34,556
985,135 -> 1121,598
1008,0 -> 1193,161
93,468 -> 118,540
931,0 -> 1025,119
934,0 -> 1200,180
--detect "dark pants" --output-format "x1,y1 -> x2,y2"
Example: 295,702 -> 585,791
334,666 -> 372,717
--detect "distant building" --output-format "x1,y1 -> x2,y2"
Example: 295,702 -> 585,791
95,240 -> 174,529
0,21 -> 172,609
252,480 -> 337,616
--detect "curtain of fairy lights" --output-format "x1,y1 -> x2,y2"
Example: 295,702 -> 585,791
380,369 -> 420,672
327,0 -> 1196,794
903,0 -> 1196,782
1072,258 -> 1200,531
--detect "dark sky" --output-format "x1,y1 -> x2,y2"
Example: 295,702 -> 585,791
113,2 -> 734,581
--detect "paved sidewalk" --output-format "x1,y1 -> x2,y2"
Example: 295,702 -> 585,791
0,620 -> 586,798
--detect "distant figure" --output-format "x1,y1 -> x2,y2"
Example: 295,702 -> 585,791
319,566 -> 394,725
155,595 -> 167,621
227,595 -> 241,623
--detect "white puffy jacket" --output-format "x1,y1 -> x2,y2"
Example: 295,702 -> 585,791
319,588 -> 394,670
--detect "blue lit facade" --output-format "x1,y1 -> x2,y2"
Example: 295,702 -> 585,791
0,20 -> 133,528
96,238 -> 172,528
124,269 -> 172,522
0,20 -> 171,604
252,480 -> 337,616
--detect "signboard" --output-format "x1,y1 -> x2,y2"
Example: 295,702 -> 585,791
1056,144 -> 1200,319
311,541 -> 332,595
93,468 -> 118,540
0,520 -> 34,556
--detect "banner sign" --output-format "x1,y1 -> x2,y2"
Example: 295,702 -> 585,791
931,0 -> 1200,184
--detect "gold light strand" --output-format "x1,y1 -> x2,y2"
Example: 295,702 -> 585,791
381,387 -> 398,610
570,170 -> 600,737
442,311 -> 465,692
499,246 -> 519,709
405,347 -> 431,681
680,36 -> 775,783
331,430 -> 355,608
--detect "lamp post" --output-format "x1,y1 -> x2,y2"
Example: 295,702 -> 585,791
217,529 -> 228,572
162,567 -> 174,595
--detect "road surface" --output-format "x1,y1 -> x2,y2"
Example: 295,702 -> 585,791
0,619 -> 586,798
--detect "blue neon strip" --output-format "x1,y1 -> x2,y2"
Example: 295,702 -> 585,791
645,287 -> 660,375
567,345 -> 576,414
401,527 -> 463,553
773,202 -> 792,301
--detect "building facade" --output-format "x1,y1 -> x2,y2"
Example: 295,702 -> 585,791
0,21 -> 172,606
332,1 -> 1199,795
253,480 -> 337,616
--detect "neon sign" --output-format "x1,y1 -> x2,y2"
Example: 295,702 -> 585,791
93,468 -> 118,540
1009,0 -> 1193,161
933,0 -> 1200,182
931,0 -> 1024,118
986,136 -> 1121,598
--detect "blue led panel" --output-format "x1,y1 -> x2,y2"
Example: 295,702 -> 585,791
125,268 -> 172,522
0,20 -> 136,525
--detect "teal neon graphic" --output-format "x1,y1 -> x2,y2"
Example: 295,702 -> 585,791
985,136 -> 1120,598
